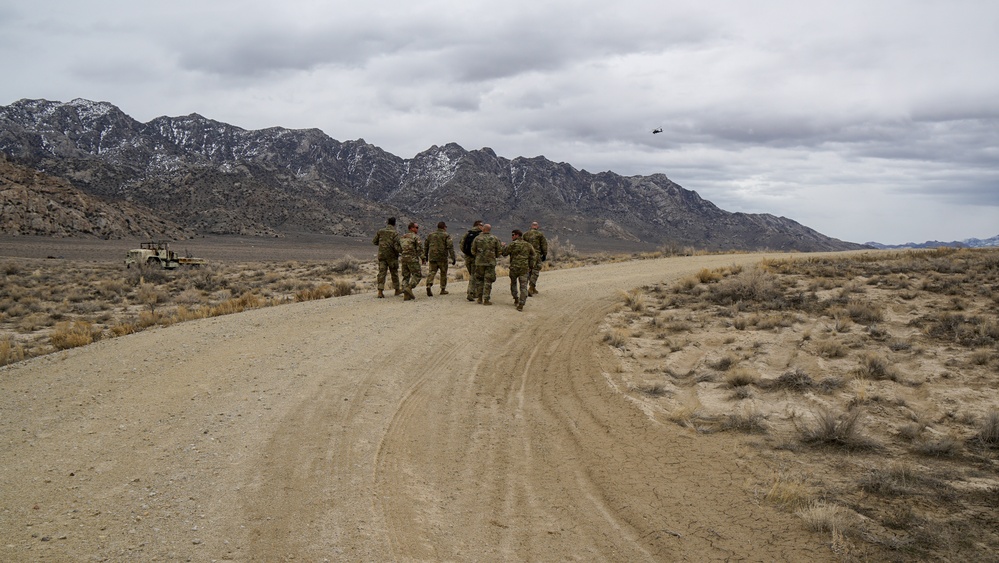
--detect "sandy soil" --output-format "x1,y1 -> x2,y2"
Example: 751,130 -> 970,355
0,252 -> 840,561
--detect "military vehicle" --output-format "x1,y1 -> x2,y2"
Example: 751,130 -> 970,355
124,241 -> 206,269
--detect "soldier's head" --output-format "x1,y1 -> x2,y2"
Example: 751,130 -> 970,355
481,223 -> 492,233
531,221 -> 539,230
473,220 -> 483,227
438,221 -> 447,230
408,222 -> 419,233
511,229 -> 522,240
387,217 -> 396,226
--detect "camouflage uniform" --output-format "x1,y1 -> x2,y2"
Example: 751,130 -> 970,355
399,231 -> 424,298
471,232 -> 502,304
424,228 -> 456,295
521,227 -> 549,293
372,225 -> 401,293
501,238 -> 537,310
459,226 -> 482,300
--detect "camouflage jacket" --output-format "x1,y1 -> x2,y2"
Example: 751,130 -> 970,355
501,239 -> 537,275
372,226 -> 401,260
471,233 -> 502,267
521,229 -> 549,258
399,232 -> 423,262
424,229 -> 456,263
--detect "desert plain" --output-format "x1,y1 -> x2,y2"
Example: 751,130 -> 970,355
1,235 -> 997,561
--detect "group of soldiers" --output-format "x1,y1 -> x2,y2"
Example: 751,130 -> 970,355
372,217 -> 549,311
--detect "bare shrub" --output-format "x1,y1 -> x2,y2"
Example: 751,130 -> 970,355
696,268 -> 723,283
707,267 -> 783,306
332,279 -> 354,297
328,254 -> 361,274
619,289 -> 647,312
137,283 -> 166,312
546,235 -> 579,263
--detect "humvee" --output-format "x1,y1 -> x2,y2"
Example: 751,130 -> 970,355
124,241 -> 206,269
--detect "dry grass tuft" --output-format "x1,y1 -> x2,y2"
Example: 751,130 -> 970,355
49,320 -> 102,350
798,408 -> 881,451
974,410 -> 999,448
723,367 -> 759,388
797,501 -> 852,535
855,353 -> 900,382
1,336 -> 25,366
764,472 -> 813,511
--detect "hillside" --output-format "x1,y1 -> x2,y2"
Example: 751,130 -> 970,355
0,98 -> 867,251
0,156 -> 191,239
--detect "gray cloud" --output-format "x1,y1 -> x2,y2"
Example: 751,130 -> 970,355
1,0 -> 997,244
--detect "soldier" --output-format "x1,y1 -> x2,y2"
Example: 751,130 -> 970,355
470,223 -> 502,305
501,229 -> 537,311
372,217 -> 402,298
459,220 -> 484,302
399,222 -> 425,301
424,221 -> 456,296
521,221 -> 549,295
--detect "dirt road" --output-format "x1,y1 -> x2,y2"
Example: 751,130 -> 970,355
1,254 -> 835,561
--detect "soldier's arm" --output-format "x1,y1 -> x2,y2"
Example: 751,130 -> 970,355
540,234 -> 549,255
447,235 -> 456,262
372,231 -> 380,246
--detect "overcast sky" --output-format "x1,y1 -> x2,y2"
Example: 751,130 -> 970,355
2,0 -> 997,244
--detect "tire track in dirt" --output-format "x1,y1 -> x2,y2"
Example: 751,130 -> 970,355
370,256 -> 838,561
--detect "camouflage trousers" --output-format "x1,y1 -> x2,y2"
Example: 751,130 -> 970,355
473,264 -> 497,300
529,263 -> 542,287
464,255 -> 477,298
510,269 -> 530,306
376,258 -> 400,291
400,259 -> 423,291
426,260 -> 449,290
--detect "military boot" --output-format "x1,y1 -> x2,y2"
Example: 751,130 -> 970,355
427,287 -> 433,297
529,284 -> 538,295
395,289 -> 403,296
483,298 -> 492,306
439,289 -> 449,295
476,296 -> 483,304
377,289 -> 385,298
516,303 -> 524,311
403,289 -> 414,301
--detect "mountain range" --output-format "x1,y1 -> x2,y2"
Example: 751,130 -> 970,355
864,236 -> 999,250
1,98 -> 868,251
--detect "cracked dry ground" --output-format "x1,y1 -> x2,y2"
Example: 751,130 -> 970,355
3,253 -> 848,561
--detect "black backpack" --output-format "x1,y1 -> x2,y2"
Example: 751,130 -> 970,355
461,229 -> 480,256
